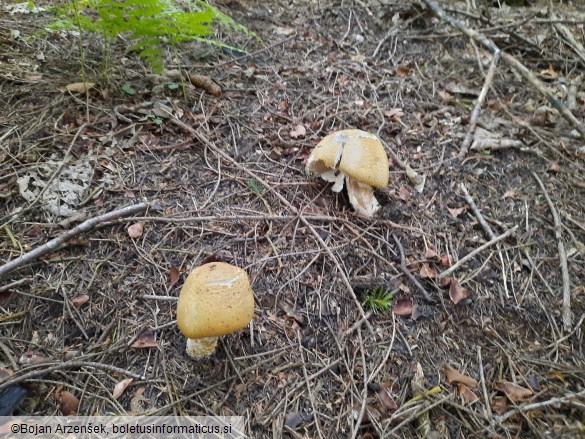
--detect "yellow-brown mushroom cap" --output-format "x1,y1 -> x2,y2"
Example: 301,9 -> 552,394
306,130 -> 389,189
177,262 -> 254,340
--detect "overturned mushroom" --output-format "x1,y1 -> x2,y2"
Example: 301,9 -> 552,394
176,262 -> 255,359
306,130 -> 389,217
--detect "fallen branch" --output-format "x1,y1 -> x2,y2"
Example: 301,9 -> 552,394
533,172 -> 572,331
460,51 -> 501,157
0,361 -> 145,392
460,183 -> 509,304
392,234 -> 433,302
438,225 -> 518,279
0,202 -> 155,279
420,0 -> 585,138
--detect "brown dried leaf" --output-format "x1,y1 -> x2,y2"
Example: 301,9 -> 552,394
384,108 -> 404,121
169,266 -> 180,287
398,186 -> 411,200
440,254 -> 451,266
502,189 -> 517,199
443,364 -> 478,388
127,222 -> 144,238
395,65 -> 411,77
540,65 -> 558,79
419,263 -> 437,278
64,82 -> 95,93
424,248 -> 439,259
131,330 -> 158,348
290,124 -> 306,139
499,381 -> 534,402
58,390 -> 79,415
71,294 -> 89,307
491,396 -> 508,414
458,383 -> 479,405
377,388 -> 398,411
449,280 -> 468,304
19,350 -> 49,366
448,207 -> 466,218
393,297 -> 413,316
113,378 -> 133,400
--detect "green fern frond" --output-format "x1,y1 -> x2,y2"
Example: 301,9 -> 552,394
50,0 -> 251,73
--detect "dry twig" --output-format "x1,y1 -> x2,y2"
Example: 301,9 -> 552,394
0,202 -> 156,279
438,226 -> 519,279
532,172 -> 572,331
420,0 -> 585,138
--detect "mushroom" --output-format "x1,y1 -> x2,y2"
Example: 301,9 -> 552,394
176,262 -> 255,359
306,129 -> 389,217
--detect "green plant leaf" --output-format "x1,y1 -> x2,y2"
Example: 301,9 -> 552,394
121,84 -> 136,95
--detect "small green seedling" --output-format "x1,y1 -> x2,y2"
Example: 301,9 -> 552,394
363,286 -> 393,315
121,84 -> 136,95
247,179 -> 263,196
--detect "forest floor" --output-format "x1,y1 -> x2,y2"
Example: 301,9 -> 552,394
1,0 -> 584,437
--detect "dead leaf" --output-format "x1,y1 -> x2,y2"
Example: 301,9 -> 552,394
405,165 -> 425,193
458,383 -> 479,405
127,222 -> 144,238
539,65 -> 558,80
131,330 -> 158,348
290,124 -> 306,139
393,297 -> 413,316
419,263 -> 436,278
449,280 -> 468,304
448,207 -> 466,218
491,396 -> 508,414
443,364 -> 478,388
57,390 -> 79,415
498,381 -> 534,402
64,82 -> 95,93
398,186 -> 411,200
113,378 -> 133,400
547,162 -> 561,173
169,266 -> 180,286
284,410 -> 312,429
130,387 -> 148,414
19,350 -> 49,366
384,108 -> 404,121
377,387 -> 398,411
278,300 -> 305,326
502,189 -> 517,199
440,255 -> 451,266
425,248 -> 439,259
395,65 -> 411,77
71,294 -> 89,307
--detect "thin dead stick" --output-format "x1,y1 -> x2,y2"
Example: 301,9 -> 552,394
477,346 -> 493,419
420,0 -> 585,138
0,202 -> 155,279
438,225 -> 518,279
460,183 -> 509,304
215,34 -> 297,67
0,361 -> 145,392
169,117 -> 374,334
460,51 -> 501,157
392,234 -> 433,301
533,172 -> 572,331
496,389 -> 585,423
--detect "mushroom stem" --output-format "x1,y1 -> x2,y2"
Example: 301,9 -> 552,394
186,336 -> 219,359
346,177 -> 380,218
